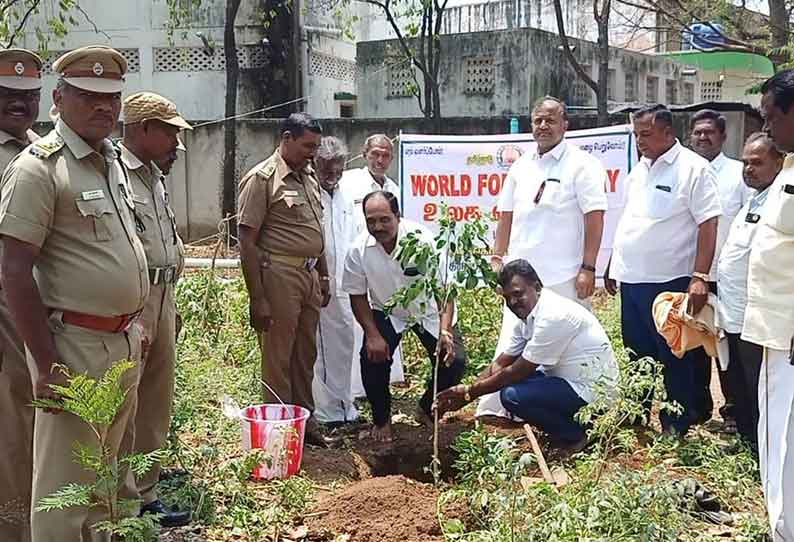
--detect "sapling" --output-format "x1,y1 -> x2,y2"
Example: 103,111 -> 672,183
33,360 -> 166,542
385,206 -> 496,484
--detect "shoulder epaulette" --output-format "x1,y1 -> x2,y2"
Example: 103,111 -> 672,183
29,132 -> 65,159
260,160 -> 276,179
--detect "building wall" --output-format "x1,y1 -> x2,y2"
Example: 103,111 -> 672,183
356,27 -> 701,119
17,0 -> 268,122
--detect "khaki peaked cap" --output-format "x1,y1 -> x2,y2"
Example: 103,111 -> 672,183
52,45 -> 127,93
0,48 -> 42,90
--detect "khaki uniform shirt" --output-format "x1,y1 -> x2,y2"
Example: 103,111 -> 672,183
0,129 -> 38,173
0,129 -> 39,276
742,156 -> 794,351
0,119 -> 149,316
118,143 -> 184,272
237,150 -> 324,258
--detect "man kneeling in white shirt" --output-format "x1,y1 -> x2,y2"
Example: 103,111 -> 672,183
435,259 -> 618,451
343,190 -> 467,442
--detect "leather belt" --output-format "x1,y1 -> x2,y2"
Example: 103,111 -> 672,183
269,254 -> 317,271
57,309 -> 141,333
149,265 -> 178,285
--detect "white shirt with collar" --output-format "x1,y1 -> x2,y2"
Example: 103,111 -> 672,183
742,159 -> 794,350
611,141 -> 722,284
342,219 -> 442,337
339,167 -> 400,235
497,140 -> 608,287
709,152 -> 754,281
320,184 -> 356,298
502,289 -> 618,403
717,186 -> 772,334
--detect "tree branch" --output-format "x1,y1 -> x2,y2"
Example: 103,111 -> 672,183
3,0 -> 40,48
552,0 -> 598,93
75,2 -> 111,41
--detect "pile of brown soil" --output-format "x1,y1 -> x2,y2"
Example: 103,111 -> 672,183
306,475 -> 468,542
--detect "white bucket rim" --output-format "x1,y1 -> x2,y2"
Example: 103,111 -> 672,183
238,403 -> 311,424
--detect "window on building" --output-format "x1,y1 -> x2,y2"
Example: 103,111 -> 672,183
701,80 -> 723,101
646,76 -> 659,102
665,79 -> 678,104
683,83 -> 695,104
339,103 -> 355,118
387,62 -> 414,98
625,72 -> 638,102
464,57 -> 495,95
607,69 -> 616,101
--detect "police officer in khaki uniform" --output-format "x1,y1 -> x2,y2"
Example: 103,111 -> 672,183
0,46 -> 149,542
237,113 -> 332,446
117,92 -> 191,527
0,47 -> 43,542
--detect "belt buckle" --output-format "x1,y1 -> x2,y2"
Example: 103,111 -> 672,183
164,266 -> 175,284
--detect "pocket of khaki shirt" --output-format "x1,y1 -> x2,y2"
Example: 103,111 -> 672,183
75,197 -> 114,241
770,185 -> 794,235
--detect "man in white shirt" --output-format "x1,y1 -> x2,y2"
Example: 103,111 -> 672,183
342,191 -> 467,442
689,109 -> 753,430
311,136 -> 359,424
478,96 -> 608,419
339,133 -> 406,396
742,69 -> 794,540
606,104 -> 721,435
717,132 -> 782,449
435,259 -> 618,451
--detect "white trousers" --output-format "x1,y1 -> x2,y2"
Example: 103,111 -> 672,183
350,319 -> 405,398
312,294 -> 359,423
475,278 -> 590,419
759,347 -> 794,541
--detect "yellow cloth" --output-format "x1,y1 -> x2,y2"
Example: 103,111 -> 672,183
652,291 -> 719,359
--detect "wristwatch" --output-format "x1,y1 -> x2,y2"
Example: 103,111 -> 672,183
463,385 -> 471,402
581,263 -> 596,273
692,272 -> 709,282
319,276 -> 331,282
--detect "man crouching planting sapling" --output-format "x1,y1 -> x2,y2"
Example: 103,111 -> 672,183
435,259 -> 619,452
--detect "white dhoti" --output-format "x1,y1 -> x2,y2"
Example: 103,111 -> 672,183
475,277 -> 590,420
350,323 -> 405,398
758,347 -> 794,541
312,294 -> 359,423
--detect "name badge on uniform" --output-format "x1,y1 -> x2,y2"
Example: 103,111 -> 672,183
283,190 -> 299,197
745,212 -> 761,223
81,189 -> 105,201
655,185 -> 672,193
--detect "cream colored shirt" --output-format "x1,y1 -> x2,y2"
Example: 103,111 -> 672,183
339,167 -> 400,236
0,120 -> 149,316
742,158 -> 794,350
708,152 -> 753,281
118,143 -> 184,271
0,129 -> 38,175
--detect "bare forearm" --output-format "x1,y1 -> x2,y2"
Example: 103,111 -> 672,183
694,217 -> 718,275
316,254 -> 329,277
477,352 -> 517,379
2,264 -> 56,374
582,210 -> 604,268
350,294 -> 379,336
493,211 -> 513,256
440,298 -> 455,333
471,357 -> 537,398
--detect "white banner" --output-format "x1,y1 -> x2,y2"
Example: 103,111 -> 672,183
398,125 -> 638,274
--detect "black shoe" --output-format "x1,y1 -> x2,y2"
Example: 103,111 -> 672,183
140,499 -> 191,528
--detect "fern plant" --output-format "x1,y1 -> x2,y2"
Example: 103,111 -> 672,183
33,360 -> 165,542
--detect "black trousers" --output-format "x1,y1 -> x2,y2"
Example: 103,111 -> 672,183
725,332 -> 763,447
692,282 -> 742,423
360,310 -> 467,427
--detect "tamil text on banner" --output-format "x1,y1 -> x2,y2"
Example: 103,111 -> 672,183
399,125 -> 638,274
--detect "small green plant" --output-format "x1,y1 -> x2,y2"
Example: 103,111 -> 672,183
385,207 -> 497,484
33,360 -> 164,542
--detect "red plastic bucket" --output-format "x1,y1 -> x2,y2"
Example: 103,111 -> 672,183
239,404 -> 310,480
